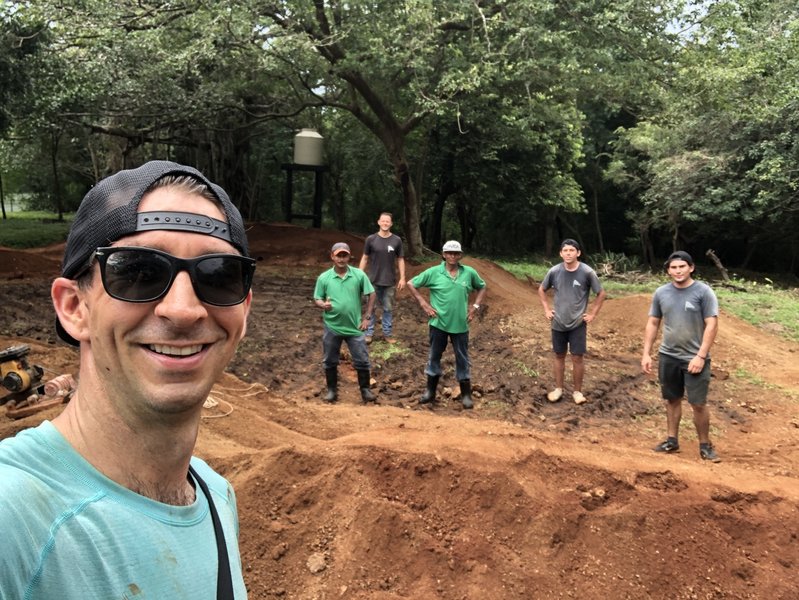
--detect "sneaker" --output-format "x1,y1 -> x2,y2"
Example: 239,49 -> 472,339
700,444 -> 721,463
572,391 -> 587,405
365,336 -> 373,344
547,388 -> 563,402
653,439 -> 680,453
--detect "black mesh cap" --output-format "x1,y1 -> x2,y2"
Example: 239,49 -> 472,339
56,161 -> 250,346
664,250 -> 694,270
61,160 -> 249,279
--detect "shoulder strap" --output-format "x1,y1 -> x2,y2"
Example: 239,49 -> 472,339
189,465 -> 235,600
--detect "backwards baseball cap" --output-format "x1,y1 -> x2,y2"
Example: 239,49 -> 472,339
442,240 -> 462,253
62,161 -> 248,280
331,242 -> 351,255
560,238 -> 581,251
56,160 -> 249,344
664,250 -> 694,269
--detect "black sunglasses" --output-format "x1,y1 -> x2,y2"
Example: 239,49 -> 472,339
93,246 -> 255,306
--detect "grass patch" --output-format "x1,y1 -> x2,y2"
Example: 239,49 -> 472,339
495,260 -> 550,283
369,340 -> 411,361
0,212 -> 73,248
498,258 -> 799,342
716,282 -> 799,343
514,360 -> 539,379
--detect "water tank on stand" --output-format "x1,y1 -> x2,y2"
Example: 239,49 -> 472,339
293,128 -> 324,166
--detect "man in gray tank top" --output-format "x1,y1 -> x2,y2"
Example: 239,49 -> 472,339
538,239 -> 606,405
641,251 -> 721,462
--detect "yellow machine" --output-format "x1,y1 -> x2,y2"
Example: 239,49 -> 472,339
1,344 -> 73,419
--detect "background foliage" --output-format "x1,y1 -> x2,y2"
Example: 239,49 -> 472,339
1,0 -> 798,275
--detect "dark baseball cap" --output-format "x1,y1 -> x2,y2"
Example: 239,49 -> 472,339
664,250 -> 694,269
56,160 -> 249,345
331,242 -> 351,255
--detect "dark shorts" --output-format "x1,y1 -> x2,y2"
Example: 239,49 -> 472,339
658,353 -> 711,406
551,323 -> 587,355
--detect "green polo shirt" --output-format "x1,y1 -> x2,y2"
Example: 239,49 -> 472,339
314,266 -> 375,336
411,262 -> 486,333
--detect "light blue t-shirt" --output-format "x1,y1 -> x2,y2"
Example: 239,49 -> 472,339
0,421 -> 247,599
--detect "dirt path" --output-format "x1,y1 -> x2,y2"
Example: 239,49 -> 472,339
2,223 -> 798,599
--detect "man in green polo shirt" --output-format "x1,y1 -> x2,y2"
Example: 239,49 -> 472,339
314,242 -> 377,403
407,240 -> 487,409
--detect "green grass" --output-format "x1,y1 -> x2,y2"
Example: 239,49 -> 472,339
497,258 -> 799,343
716,282 -> 799,343
0,212 -> 73,248
496,258 -> 658,297
495,260 -> 551,283
368,340 -> 411,360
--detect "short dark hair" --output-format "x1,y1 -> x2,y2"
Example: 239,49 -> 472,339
664,250 -> 694,270
560,238 -> 581,251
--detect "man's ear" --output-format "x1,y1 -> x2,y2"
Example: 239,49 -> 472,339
237,289 -> 253,342
52,277 -> 91,344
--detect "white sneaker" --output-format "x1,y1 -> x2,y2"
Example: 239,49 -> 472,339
547,388 -> 563,402
573,391 -> 587,405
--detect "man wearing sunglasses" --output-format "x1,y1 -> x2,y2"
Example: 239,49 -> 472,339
0,161 -> 251,598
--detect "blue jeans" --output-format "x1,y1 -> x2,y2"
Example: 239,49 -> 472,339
366,285 -> 395,337
425,325 -> 470,381
322,325 -> 370,370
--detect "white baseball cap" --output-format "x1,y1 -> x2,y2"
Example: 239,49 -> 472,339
442,240 -> 462,253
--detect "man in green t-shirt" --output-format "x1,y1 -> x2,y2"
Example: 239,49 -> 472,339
314,242 -> 377,403
407,240 -> 487,409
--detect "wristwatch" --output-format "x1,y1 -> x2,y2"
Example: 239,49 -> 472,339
472,304 -> 480,310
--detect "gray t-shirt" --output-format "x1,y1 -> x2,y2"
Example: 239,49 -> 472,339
541,262 -> 603,331
363,233 -> 404,287
649,280 -> 719,361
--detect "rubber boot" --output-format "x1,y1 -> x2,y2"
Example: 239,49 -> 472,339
358,369 -> 376,402
459,379 -> 473,409
324,367 -> 338,403
420,375 -> 440,404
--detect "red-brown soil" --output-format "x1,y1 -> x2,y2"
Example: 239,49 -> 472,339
1,223 -> 798,599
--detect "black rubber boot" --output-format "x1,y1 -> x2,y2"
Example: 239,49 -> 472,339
459,379 -> 473,409
420,375 -> 440,404
324,368 -> 338,403
358,369 -> 376,402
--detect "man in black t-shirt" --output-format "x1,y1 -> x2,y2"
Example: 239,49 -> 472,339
358,212 -> 406,344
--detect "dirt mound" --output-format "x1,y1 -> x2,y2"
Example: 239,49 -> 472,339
2,223 -> 799,599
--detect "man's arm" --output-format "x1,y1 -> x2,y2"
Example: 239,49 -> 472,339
360,292 -> 376,330
407,281 -> 437,317
688,316 -> 718,374
641,315 -> 661,374
583,289 -> 607,323
468,285 -> 487,321
537,284 -> 554,322
396,257 -> 406,290
358,253 -> 369,272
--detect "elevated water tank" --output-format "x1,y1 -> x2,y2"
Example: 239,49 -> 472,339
293,128 -> 324,166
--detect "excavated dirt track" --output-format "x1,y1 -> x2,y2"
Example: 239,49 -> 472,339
1,223 -> 798,599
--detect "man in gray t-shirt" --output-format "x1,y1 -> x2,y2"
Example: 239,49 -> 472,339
642,250 -> 721,462
538,239 -> 606,405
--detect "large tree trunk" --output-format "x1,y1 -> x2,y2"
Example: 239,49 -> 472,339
385,138 -> 424,257
397,161 -> 424,258
50,130 -> 64,221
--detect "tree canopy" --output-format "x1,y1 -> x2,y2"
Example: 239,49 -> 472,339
1,0 -> 798,274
